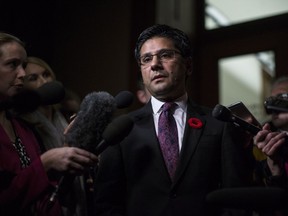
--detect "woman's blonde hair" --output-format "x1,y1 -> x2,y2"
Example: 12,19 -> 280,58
26,56 -> 56,80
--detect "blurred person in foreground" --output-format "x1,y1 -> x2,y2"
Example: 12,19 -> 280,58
22,56 -> 92,216
266,76 -> 288,132
253,76 -> 288,215
94,24 -> 254,216
0,32 -> 97,216
254,76 -> 288,185
22,56 -> 68,151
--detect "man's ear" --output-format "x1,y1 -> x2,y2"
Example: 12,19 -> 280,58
137,90 -> 148,104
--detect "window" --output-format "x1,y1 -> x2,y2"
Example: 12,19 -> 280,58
206,0 -> 288,29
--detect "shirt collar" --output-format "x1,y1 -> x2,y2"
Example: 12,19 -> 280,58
151,93 -> 188,114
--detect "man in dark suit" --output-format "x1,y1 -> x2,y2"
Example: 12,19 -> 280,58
94,24 -> 253,216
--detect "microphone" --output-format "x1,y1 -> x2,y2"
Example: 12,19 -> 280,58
50,114 -> 134,203
115,90 -> 134,109
65,91 -> 116,152
206,187 -> 288,211
212,104 -> 288,159
36,80 -> 66,106
51,102 -> 133,204
65,90 -> 134,154
95,114 -> 134,154
51,90 -> 133,203
1,81 -> 65,113
212,104 -> 261,135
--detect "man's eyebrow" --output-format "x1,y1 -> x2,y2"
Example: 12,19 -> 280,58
141,49 -> 170,56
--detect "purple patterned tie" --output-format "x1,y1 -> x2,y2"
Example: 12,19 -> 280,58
158,102 -> 179,180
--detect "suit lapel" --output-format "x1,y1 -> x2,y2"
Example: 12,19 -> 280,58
139,101 -> 208,186
134,102 -> 172,182
173,101 -> 206,185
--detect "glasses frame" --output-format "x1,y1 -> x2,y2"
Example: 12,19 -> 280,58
139,49 -> 181,68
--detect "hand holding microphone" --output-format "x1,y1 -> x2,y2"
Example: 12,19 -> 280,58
65,90 -> 134,153
212,103 -> 288,162
41,146 -> 98,175
253,123 -> 288,166
44,146 -> 99,203
49,113 -> 134,203
49,90 -> 134,203
212,104 -> 261,135
210,104 -> 288,211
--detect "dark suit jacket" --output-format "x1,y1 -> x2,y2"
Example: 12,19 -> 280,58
94,99 -> 253,216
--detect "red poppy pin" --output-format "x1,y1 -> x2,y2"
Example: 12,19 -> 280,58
188,118 -> 203,129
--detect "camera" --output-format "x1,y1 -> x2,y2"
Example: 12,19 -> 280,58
264,93 -> 288,114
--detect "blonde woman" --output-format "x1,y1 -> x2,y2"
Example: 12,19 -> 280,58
22,57 -> 90,216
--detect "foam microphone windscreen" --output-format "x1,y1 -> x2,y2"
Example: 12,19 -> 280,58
65,91 -> 117,153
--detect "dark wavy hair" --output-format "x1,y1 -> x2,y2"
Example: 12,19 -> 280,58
134,24 -> 193,62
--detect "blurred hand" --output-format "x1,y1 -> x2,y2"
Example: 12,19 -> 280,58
253,123 -> 287,175
40,147 -> 98,175
253,123 -> 286,158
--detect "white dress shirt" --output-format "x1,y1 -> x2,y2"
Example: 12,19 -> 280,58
151,94 -> 188,151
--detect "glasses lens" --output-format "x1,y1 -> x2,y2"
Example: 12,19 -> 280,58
140,50 -> 178,67
159,50 -> 175,62
140,55 -> 153,65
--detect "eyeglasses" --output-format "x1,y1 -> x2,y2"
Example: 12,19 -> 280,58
139,49 -> 181,68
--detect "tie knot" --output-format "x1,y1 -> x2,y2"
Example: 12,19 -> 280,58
162,102 -> 176,113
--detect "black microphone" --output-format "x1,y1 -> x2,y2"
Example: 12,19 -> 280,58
36,81 -> 66,106
115,90 -> 134,109
206,187 -> 288,211
95,114 -> 134,154
1,81 -> 65,113
212,104 -> 261,135
213,104 -> 288,159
